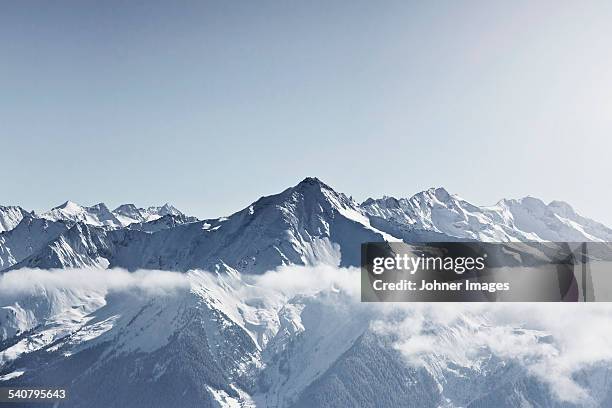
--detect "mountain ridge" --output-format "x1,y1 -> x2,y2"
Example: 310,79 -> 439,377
1,177 -> 610,273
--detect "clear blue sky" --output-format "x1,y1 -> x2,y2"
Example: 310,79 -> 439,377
1,1 -> 611,225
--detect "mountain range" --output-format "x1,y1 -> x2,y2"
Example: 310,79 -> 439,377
1,177 -> 612,407
1,177 -> 611,274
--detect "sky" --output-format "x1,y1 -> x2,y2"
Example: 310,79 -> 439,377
1,0 -> 611,225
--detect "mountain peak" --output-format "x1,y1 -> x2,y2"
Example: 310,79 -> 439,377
548,200 -> 575,215
361,197 -> 376,206
55,200 -> 80,210
159,203 -> 179,213
380,196 -> 401,209
410,187 -> 453,203
512,196 -> 547,211
429,187 -> 451,199
296,176 -> 330,190
89,202 -> 111,212
289,177 -> 357,209
300,176 -> 321,184
114,203 -> 139,213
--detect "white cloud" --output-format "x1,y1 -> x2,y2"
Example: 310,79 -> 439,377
0,268 -> 190,301
243,264 -> 361,298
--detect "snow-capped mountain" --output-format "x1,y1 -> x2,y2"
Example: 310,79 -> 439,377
41,201 -> 122,228
0,206 -> 30,233
7,178 -> 397,273
1,178 -> 611,273
40,201 -> 194,229
361,187 -> 612,242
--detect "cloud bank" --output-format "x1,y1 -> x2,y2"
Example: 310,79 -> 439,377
0,268 -> 190,301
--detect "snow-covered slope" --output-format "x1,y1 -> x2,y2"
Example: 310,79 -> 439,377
0,215 -> 68,270
11,222 -> 115,271
361,187 -> 612,242
0,206 -> 30,233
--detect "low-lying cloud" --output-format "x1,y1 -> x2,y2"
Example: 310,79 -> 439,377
0,268 -> 190,301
